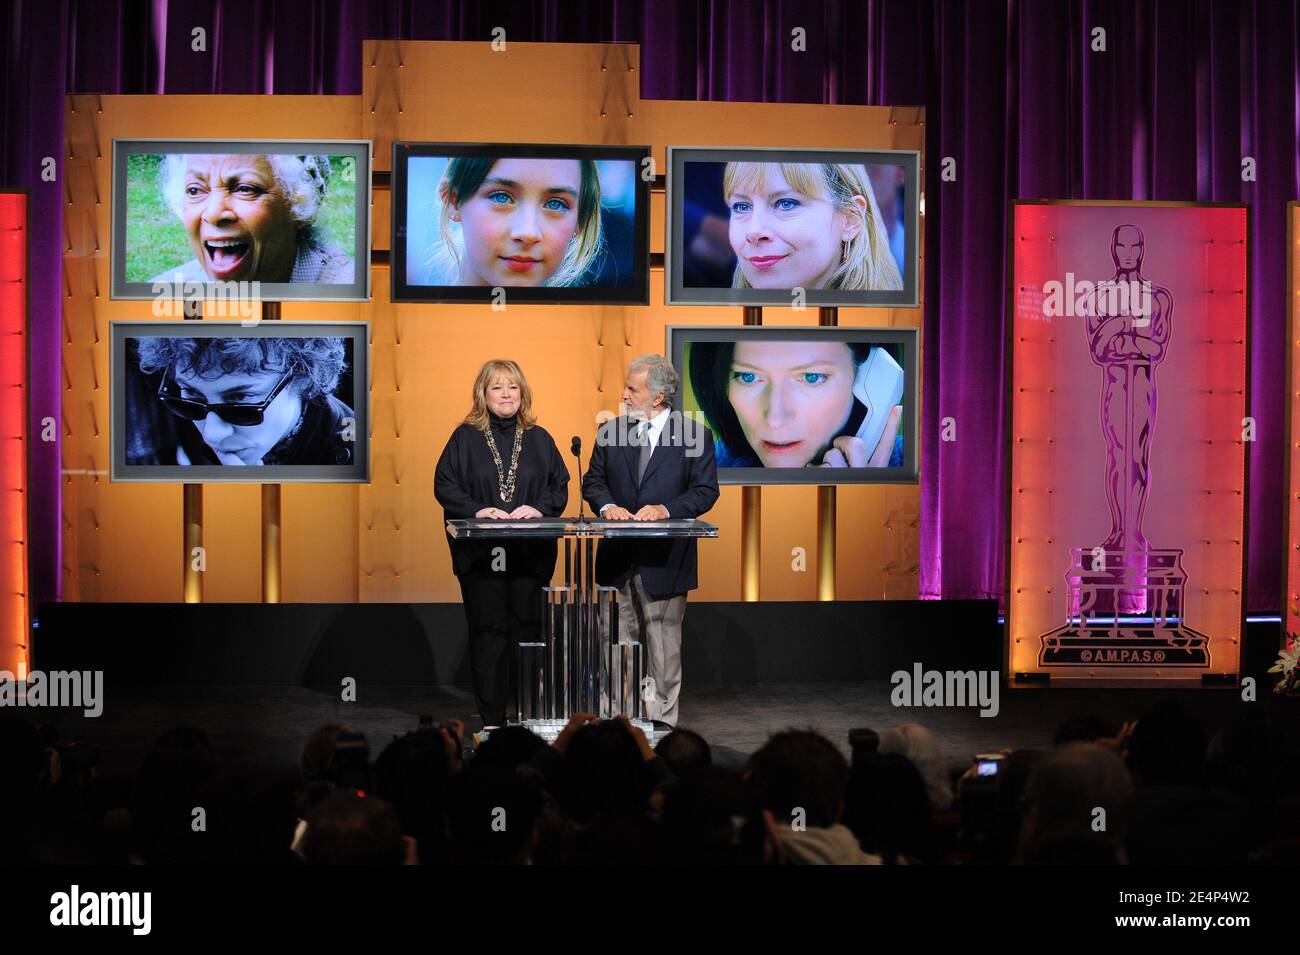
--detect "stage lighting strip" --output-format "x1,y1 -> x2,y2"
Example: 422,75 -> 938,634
1290,207 -> 1300,635
0,193 -> 28,678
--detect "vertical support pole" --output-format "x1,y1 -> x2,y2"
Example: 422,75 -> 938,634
584,534 -> 596,712
817,306 -> 838,601
741,306 -> 762,601
817,487 -> 837,601
261,301 -> 281,603
182,294 -> 203,602
741,487 -> 761,602
183,484 -> 203,603
563,535 -> 573,715
261,484 -> 281,603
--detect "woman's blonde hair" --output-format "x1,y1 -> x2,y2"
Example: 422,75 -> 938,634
463,359 -> 538,430
430,157 -> 605,287
722,162 -> 902,292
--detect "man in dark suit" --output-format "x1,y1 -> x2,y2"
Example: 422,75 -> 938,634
582,355 -> 720,727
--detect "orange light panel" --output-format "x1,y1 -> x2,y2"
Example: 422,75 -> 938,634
0,192 -> 28,676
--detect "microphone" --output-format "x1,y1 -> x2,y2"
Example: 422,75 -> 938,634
571,436 -> 585,523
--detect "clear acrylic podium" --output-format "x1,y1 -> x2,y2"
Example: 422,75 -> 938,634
445,517 -> 718,739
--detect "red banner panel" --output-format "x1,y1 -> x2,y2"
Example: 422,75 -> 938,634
1008,201 -> 1247,683
0,192 -> 28,677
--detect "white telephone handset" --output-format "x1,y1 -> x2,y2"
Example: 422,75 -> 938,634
852,347 -> 905,460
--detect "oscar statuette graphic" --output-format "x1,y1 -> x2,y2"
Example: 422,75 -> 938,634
1039,224 -> 1211,668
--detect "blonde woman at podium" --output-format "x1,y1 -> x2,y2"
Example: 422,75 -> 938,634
434,359 -> 571,731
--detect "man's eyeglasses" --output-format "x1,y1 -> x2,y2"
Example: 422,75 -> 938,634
158,369 -> 294,426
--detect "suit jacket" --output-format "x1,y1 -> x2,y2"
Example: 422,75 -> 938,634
581,411 -> 720,597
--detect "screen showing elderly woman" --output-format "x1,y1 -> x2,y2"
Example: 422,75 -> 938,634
115,141 -> 369,299
683,337 -> 906,471
123,334 -> 357,469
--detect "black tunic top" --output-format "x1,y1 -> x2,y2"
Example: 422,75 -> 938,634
434,413 -> 571,577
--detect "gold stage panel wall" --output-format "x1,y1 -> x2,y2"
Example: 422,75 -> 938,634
61,41 -> 923,604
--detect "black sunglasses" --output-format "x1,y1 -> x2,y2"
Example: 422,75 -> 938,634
158,368 -> 294,426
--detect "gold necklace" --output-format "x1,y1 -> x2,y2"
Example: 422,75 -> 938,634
481,420 -> 524,504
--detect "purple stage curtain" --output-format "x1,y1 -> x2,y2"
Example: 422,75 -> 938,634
1,0 -> 68,616
917,0 -> 1299,613
2,0 -> 1297,613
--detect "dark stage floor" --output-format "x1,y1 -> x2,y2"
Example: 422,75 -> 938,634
25,681 -> 1254,779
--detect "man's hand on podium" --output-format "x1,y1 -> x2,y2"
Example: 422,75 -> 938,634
602,506 -> 634,520
508,505 -> 543,519
633,505 -> 669,521
474,507 -> 511,519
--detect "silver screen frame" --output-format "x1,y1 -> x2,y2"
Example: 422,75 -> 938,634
390,141 -> 652,305
667,324 -> 919,485
111,320 -> 371,483
110,139 -> 373,302
665,146 -> 920,308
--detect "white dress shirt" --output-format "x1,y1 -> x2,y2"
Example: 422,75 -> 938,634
602,407 -> 672,517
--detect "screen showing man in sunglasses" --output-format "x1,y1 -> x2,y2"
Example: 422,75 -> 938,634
126,335 -> 355,467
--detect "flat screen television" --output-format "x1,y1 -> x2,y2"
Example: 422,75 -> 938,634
668,325 -> 918,485
390,142 -> 650,304
666,147 -> 920,308
111,139 -> 372,302
111,321 -> 370,483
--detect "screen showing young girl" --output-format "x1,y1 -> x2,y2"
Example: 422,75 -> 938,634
682,337 -> 908,474
394,146 -> 647,302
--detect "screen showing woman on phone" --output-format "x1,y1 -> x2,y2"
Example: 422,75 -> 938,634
684,338 -> 905,470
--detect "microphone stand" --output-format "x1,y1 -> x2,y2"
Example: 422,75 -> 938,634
571,437 -> 586,525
